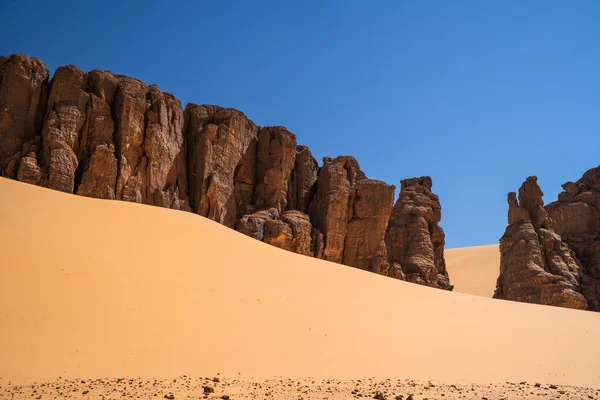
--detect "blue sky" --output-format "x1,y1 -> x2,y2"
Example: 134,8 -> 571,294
1,0 -> 599,248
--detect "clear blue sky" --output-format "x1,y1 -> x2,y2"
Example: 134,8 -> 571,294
1,1 -> 599,248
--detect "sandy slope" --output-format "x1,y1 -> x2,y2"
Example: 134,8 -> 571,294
446,245 -> 500,297
1,178 -> 599,392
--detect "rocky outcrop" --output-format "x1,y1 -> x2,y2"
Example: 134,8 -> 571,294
41,65 -> 90,193
236,209 -> 314,256
1,53 -> 454,290
494,177 -> 587,309
0,54 -> 49,178
113,77 -> 187,209
309,156 -> 366,263
185,105 -> 258,227
1,56 -> 187,209
546,166 -> 600,311
254,126 -> 296,211
343,180 -> 395,274
385,177 -> 452,290
287,145 -> 318,214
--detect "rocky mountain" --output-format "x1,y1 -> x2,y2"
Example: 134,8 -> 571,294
0,53 -> 452,290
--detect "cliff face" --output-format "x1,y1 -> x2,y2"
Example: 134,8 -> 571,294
546,166 -> 600,311
385,177 -> 452,290
0,53 -> 452,290
494,177 -> 587,310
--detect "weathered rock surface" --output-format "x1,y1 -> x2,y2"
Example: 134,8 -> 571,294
494,177 -> 587,309
287,145 -> 318,214
41,65 -> 89,193
309,156 -> 366,263
385,177 -> 452,290
254,126 -> 296,211
236,209 -> 313,256
1,53 -> 455,290
185,104 -> 258,227
113,78 -> 187,209
546,166 -> 600,311
343,180 -> 395,274
0,54 -> 48,177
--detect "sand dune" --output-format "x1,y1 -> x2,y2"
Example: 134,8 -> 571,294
1,178 -> 599,391
446,245 -> 500,297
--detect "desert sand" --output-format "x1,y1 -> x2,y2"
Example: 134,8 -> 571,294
1,178 -> 599,399
445,245 -> 500,297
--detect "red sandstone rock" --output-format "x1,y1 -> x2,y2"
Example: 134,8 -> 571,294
385,177 -> 452,290
494,177 -> 587,309
15,137 -> 43,185
1,53 -> 462,289
254,126 -> 297,211
185,104 -> 258,227
0,54 -> 49,178
76,144 -> 118,200
546,166 -> 600,311
343,180 -> 395,274
287,145 -> 319,214
309,156 -> 366,263
113,76 -> 149,202
236,209 -> 313,256
41,65 -> 89,193
265,211 -> 313,256
142,87 -> 187,208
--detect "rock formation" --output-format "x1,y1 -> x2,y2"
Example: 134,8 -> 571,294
309,156 -> 366,263
343,180 -> 395,274
0,54 -> 49,178
1,55 -> 187,209
385,177 -> 453,290
184,104 -> 258,226
254,126 -> 297,212
546,166 -> 600,311
0,53 -> 453,290
494,177 -> 587,309
236,209 -> 314,256
287,145 -> 318,214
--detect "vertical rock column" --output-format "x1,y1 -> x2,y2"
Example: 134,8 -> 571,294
0,54 -> 49,179
343,180 -> 395,274
254,126 -> 297,211
385,177 -> 452,290
309,156 -> 366,263
185,105 -> 259,227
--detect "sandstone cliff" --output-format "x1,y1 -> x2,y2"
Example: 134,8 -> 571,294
0,53 -> 452,290
385,177 -> 453,290
546,166 -> 600,311
494,177 -> 587,309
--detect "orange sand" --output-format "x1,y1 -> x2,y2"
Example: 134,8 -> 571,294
446,245 -> 500,297
1,178 -> 599,390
